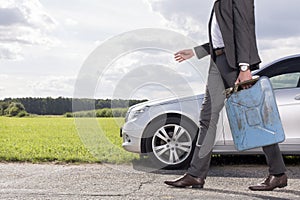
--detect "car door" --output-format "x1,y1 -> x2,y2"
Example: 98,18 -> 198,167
258,56 -> 300,148
270,73 -> 300,144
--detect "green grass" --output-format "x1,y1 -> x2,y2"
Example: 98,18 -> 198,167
0,117 -> 138,163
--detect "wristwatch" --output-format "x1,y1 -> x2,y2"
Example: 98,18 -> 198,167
240,65 -> 249,72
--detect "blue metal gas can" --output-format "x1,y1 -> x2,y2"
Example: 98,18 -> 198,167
225,76 -> 285,151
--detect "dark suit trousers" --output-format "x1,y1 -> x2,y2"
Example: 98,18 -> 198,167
187,54 -> 286,179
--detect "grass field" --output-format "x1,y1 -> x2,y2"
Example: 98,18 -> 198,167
0,117 -> 138,164
2,117 -> 298,165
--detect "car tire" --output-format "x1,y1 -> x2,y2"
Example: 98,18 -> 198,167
144,116 -> 198,170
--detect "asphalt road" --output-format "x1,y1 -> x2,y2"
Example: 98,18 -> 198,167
0,163 -> 299,200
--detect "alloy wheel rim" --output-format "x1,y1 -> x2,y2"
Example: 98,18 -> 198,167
152,124 -> 192,165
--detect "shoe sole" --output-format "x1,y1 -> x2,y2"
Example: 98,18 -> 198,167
249,183 -> 288,191
165,183 -> 204,189
192,185 -> 204,189
278,183 -> 288,188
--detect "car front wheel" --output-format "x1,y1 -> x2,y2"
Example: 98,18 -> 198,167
144,116 -> 198,169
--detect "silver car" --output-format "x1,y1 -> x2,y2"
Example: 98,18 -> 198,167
121,54 -> 300,169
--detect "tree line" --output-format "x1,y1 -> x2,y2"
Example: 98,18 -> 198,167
0,97 -> 147,116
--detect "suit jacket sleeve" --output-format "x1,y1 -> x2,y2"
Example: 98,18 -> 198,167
232,0 -> 255,65
194,43 -> 211,59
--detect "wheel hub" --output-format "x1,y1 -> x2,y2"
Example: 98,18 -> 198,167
152,124 -> 192,165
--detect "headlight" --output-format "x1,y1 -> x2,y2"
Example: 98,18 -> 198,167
126,106 -> 149,121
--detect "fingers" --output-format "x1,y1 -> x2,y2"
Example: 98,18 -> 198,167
236,80 -> 252,90
174,49 -> 193,63
235,78 -> 251,90
174,54 -> 185,62
174,51 -> 186,63
242,84 -> 251,89
235,70 -> 253,90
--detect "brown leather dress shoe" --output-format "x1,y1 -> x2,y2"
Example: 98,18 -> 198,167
164,173 -> 205,188
249,174 -> 288,191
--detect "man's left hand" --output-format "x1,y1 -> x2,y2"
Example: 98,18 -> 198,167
235,70 -> 252,89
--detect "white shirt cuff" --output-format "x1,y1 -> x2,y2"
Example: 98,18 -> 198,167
239,63 -> 250,67
192,48 -> 197,57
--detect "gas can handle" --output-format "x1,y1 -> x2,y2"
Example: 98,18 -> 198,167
224,76 -> 260,98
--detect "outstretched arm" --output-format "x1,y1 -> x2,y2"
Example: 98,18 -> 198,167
174,43 -> 210,63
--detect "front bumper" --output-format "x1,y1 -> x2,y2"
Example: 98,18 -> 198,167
120,126 -> 143,153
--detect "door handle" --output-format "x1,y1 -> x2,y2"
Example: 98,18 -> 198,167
295,94 -> 300,100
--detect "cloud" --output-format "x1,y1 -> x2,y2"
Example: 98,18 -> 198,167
64,18 -> 78,27
147,0 -> 211,42
258,36 -> 300,64
0,43 -> 22,59
0,0 -> 58,60
256,0 -> 300,39
29,76 -> 76,97
0,74 -> 76,99
0,7 -> 26,26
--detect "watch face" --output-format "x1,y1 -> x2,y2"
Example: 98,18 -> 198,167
241,65 -> 248,71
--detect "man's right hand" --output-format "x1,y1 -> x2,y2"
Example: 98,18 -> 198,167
174,49 -> 194,63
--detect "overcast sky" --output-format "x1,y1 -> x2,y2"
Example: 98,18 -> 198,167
1,0 -> 300,100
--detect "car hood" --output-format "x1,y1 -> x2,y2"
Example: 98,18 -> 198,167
129,94 -> 204,111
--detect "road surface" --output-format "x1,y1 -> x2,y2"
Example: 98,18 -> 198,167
0,163 -> 299,200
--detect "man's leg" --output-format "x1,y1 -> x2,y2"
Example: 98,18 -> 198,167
164,54 -> 237,187
188,54 -> 238,178
249,144 -> 287,191
263,144 -> 286,175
